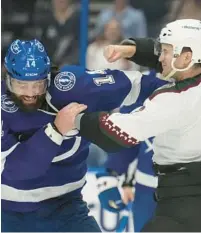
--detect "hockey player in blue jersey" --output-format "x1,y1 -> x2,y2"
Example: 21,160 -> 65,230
1,39 -> 166,232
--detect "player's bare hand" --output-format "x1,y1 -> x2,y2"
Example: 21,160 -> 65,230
122,186 -> 134,204
103,45 -> 136,63
54,103 -> 87,135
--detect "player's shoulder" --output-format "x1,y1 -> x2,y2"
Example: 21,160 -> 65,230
149,75 -> 201,104
144,81 -> 190,115
49,65 -> 85,93
149,82 -> 177,101
59,65 -> 86,76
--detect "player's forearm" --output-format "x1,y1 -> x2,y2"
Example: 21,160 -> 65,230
2,124 -> 63,180
75,112 -> 133,153
121,38 -> 162,72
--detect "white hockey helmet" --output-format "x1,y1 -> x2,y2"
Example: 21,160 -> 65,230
157,19 -> 201,78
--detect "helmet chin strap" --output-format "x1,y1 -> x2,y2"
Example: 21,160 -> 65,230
171,57 -> 195,72
161,57 -> 195,81
5,74 -> 12,92
161,69 -> 177,81
47,73 -> 51,87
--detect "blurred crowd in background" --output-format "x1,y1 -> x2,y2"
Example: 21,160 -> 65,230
2,0 -> 201,166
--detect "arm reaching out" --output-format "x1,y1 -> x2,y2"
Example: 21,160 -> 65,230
104,38 -> 162,71
103,44 -> 136,63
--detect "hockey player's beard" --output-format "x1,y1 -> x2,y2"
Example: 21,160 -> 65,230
9,93 -> 46,112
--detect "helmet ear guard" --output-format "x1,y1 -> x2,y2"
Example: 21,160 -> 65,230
5,73 -> 12,93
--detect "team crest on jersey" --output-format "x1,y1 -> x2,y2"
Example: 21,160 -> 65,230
1,95 -> 19,113
54,72 -> 76,91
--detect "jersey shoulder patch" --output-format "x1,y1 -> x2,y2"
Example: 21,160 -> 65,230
54,71 -> 76,92
1,94 -> 19,113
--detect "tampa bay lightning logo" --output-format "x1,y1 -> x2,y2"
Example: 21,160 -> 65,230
1,95 -> 18,113
54,72 -> 76,91
11,40 -> 22,54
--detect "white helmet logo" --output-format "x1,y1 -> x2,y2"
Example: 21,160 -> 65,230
35,40 -> 44,52
11,40 -> 22,54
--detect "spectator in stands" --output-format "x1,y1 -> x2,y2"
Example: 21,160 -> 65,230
94,0 -> 147,39
130,0 -> 170,37
87,19 -> 136,70
1,0 -> 37,60
167,0 -> 201,22
39,0 -> 80,66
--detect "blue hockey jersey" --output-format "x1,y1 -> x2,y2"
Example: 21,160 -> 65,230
1,66 -> 165,212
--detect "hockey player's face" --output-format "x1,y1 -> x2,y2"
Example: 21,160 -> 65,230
159,44 -> 174,77
9,78 -> 48,111
11,93 -> 46,112
159,44 -> 193,79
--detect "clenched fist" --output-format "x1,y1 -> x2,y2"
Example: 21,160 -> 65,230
54,103 -> 87,135
103,45 -> 136,63
122,186 -> 135,204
